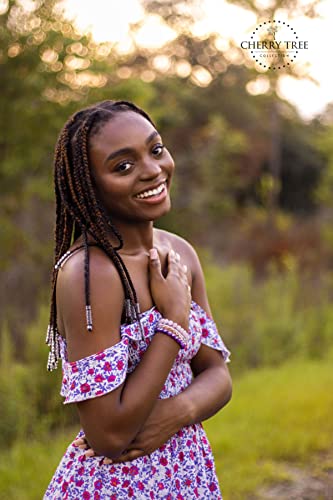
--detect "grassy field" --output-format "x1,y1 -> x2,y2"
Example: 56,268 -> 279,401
205,355 -> 333,499
1,356 -> 332,500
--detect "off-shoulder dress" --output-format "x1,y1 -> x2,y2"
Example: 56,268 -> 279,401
44,298 -> 230,500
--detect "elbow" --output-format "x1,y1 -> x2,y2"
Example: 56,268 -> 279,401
225,378 -> 233,405
223,373 -> 233,407
218,367 -> 232,409
87,431 -> 130,460
86,429 -> 133,460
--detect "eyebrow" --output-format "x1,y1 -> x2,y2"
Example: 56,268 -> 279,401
104,130 -> 160,165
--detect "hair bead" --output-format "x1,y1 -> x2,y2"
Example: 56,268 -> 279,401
85,305 -> 93,332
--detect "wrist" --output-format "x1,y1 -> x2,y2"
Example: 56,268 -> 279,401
156,318 -> 189,349
162,312 -> 189,331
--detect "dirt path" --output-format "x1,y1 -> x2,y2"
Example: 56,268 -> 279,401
256,450 -> 333,499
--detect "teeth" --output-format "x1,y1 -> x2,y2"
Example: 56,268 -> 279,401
136,182 -> 165,199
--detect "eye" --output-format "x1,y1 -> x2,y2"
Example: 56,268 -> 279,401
152,144 -> 165,156
116,160 -> 133,173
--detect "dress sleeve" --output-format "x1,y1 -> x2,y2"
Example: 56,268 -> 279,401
193,302 -> 231,363
60,339 -> 129,404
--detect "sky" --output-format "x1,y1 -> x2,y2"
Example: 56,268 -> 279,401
63,0 -> 333,121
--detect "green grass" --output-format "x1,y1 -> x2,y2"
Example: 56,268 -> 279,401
0,429 -> 75,500
204,356 -> 333,499
1,357 -> 333,500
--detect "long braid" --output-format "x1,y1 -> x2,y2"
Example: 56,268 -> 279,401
76,111 -> 139,313
77,112 -> 142,312
82,227 -> 92,331
46,100 -> 154,370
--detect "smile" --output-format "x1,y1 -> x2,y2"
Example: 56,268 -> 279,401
135,182 -> 166,199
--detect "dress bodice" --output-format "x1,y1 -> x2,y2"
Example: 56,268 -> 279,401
59,300 -> 230,405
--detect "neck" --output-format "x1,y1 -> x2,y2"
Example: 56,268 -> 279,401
85,219 -> 157,257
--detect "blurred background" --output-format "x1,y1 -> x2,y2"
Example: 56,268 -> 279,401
1,0 -> 333,498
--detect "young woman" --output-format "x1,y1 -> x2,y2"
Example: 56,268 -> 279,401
44,100 -> 232,499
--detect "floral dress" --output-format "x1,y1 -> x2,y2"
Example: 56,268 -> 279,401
44,300 -> 231,500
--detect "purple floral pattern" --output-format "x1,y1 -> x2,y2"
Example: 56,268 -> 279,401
60,340 -> 129,404
44,300 -> 230,499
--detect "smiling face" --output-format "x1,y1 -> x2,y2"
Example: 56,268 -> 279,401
89,111 -> 175,224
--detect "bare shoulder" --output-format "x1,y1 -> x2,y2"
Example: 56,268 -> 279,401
56,245 -> 125,361
57,245 -> 124,300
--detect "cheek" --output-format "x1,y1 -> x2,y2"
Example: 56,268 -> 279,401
164,151 -> 175,173
95,174 -> 125,197
95,177 -> 134,213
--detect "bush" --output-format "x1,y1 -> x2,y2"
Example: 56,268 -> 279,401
0,307 -> 76,448
199,249 -> 333,374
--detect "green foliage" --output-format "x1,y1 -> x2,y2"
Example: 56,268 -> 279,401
0,428 -> 75,500
0,304 -> 76,449
199,248 -> 333,373
314,125 -> 333,207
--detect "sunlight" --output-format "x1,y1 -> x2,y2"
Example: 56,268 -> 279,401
134,14 -> 177,49
60,0 -> 333,120
192,0 -> 256,40
64,0 -> 143,43
63,0 -> 176,48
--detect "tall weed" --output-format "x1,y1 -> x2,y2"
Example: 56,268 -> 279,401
199,249 -> 333,373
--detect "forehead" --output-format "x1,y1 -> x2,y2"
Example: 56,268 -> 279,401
90,111 -> 156,153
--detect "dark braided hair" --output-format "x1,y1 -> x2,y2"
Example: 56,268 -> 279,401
46,100 -> 157,371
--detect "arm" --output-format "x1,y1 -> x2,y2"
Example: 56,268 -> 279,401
58,246 -> 190,459
101,242 -> 231,462
109,351 -> 231,463
179,242 -> 232,424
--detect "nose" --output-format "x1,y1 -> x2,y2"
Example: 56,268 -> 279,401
140,156 -> 163,179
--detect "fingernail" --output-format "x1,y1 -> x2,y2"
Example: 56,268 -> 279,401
183,264 -> 187,272
149,248 -> 158,260
170,249 -> 175,257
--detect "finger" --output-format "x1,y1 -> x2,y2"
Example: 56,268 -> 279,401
73,438 -> 85,447
149,247 -> 163,281
181,270 -> 189,282
167,249 -> 181,276
168,249 -> 180,264
84,449 -> 96,458
112,449 -> 144,463
175,254 -> 188,277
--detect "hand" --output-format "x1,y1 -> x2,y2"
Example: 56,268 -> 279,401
73,436 -> 97,458
73,397 -> 182,464
149,248 -> 191,330
111,397 -> 180,463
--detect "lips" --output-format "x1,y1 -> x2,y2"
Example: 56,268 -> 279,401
135,179 -> 167,198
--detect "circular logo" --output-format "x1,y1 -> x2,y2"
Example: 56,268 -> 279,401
241,20 -> 308,71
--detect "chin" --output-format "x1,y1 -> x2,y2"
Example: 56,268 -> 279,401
156,199 -> 172,217
142,201 -> 172,222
